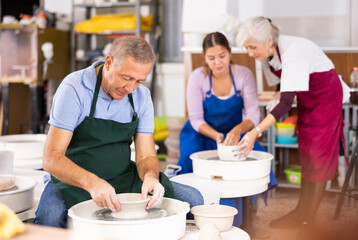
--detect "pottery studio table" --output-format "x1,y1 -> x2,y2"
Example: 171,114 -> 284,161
171,173 -> 270,234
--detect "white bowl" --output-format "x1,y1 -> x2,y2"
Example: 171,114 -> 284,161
190,204 -> 238,232
217,143 -> 246,161
111,193 -> 150,219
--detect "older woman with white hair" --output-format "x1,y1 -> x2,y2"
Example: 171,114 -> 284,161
236,16 -> 350,236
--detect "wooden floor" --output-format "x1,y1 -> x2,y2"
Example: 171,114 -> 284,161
251,188 -> 358,240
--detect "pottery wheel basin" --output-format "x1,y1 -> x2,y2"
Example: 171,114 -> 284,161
191,150 -> 273,181
68,197 -> 190,240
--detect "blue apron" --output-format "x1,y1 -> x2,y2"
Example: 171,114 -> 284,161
178,65 -> 277,226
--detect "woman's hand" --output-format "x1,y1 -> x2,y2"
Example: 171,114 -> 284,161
266,91 -> 281,111
223,127 -> 242,145
237,129 -> 257,156
215,133 -> 224,144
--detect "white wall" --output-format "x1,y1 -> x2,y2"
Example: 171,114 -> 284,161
154,63 -> 186,118
236,0 -> 357,46
44,0 -> 72,15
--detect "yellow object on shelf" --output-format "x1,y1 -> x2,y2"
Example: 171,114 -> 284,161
154,117 -> 168,141
275,122 -> 295,129
0,203 -> 25,239
74,14 -> 153,34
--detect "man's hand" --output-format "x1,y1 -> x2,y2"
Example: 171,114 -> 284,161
141,174 -> 165,209
88,178 -> 121,212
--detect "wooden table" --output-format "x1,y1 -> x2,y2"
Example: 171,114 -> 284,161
11,223 -> 73,240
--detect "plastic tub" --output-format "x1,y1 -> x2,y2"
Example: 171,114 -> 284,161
284,168 -> 301,185
275,122 -> 295,137
276,136 -> 297,144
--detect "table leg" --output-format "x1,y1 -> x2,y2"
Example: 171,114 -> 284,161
1,82 -> 9,135
241,196 -> 252,234
29,84 -> 39,133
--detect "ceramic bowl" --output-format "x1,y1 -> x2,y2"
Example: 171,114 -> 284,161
190,204 -> 238,232
111,193 -> 150,220
217,143 -> 246,161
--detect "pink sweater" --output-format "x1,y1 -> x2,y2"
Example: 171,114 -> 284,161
187,65 -> 260,132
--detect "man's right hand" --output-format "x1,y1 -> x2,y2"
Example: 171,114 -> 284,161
88,178 -> 121,212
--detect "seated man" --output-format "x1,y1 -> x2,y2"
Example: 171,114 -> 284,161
34,36 -> 203,228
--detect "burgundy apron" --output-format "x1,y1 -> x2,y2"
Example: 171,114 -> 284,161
270,46 -> 343,182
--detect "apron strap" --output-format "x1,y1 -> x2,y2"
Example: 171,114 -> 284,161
90,65 -> 104,117
207,70 -> 213,98
128,93 -> 137,121
229,65 -> 241,96
276,46 -> 282,62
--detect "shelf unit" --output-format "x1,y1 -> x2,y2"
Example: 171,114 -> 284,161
259,102 -> 358,192
71,0 -> 158,72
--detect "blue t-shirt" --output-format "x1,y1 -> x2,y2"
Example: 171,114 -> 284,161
49,61 -> 154,133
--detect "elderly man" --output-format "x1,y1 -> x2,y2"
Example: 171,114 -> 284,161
34,37 -> 203,228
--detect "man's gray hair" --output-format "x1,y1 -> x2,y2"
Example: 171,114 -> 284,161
236,16 -> 280,47
108,36 -> 155,65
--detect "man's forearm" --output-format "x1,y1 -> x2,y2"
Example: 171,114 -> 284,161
43,152 -> 99,192
136,156 -> 159,181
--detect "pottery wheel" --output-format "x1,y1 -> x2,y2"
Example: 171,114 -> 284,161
92,208 -> 168,221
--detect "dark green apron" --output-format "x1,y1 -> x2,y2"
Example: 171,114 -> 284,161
51,65 -> 174,209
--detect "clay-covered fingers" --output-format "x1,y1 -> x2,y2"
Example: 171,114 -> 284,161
107,193 -> 121,212
237,135 -> 254,156
146,184 -> 165,209
89,179 -> 120,211
215,133 -> 224,144
223,135 -> 240,146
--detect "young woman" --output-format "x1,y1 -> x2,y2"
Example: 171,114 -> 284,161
177,32 -> 277,228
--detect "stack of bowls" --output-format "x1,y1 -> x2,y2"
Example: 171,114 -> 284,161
275,122 -> 297,144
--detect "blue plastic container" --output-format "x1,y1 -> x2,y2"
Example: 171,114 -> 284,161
276,136 -> 297,144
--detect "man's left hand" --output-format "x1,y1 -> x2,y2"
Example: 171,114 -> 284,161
141,174 -> 165,209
